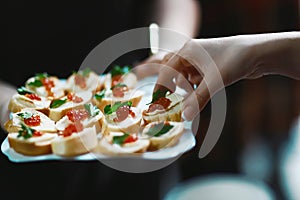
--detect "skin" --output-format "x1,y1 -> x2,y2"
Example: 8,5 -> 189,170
0,81 -> 16,129
153,32 -> 300,121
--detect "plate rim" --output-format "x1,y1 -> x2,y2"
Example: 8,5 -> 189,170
1,128 -> 196,162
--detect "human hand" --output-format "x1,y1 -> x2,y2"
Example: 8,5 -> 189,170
154,36 -> 261,121
134,51 -> 169,80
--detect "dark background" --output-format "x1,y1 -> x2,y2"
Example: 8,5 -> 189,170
2,0 -> 300,199
185,1 -> 300,200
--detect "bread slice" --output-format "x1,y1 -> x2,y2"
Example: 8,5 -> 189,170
141,121 -> 184,150
66,70 -> 103,93
93,89 -> 144,112
48,91 -> 93,122
104,72 -> 137,90
96,132 -> 150,155
51,126 -> 98,156
4,108 -> 57,133
142,93 -> 184,124
25,76 -> 65,99
8,132 -> 57,156
101,107 -> 142,135
56,105 -> 103,134
8,93 -> 51,114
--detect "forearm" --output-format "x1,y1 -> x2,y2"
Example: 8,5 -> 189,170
0,81 -> 16,128
248,32 -> 300,79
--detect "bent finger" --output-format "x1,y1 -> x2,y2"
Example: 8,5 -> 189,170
154,53 -> 185,94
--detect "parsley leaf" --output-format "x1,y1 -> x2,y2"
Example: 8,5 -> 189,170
50,99 -> 67,109
27,73 -> 49,87
17,112 -> 32,119
103,105 -> 112,115
104,101 -> 132,115
147,89 -> 168,105
81,68 -> 91,77
94,89 -> 106,100
84,103 -> 100,117
110,65 -> 131,77
112,133 -> 130,145
35,73 -> 49,79
146,122 -> 174,137
17,86 -> 34,95
27,79 -> 43,87
17,123 -> 35,139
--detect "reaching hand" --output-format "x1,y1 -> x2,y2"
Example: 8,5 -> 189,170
133,51 -> 168,80
154,32 -> 300,121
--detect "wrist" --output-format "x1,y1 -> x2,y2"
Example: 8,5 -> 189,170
224,35 -> 261,81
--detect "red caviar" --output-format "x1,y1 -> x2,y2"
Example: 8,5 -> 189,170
42,78 -> 55,96
67,93 -> 83,103
74,74 -> 86,89
66,109 -> 89,122
113,106 -> 129,122
112,85 -> 128,97
25,93 -> 41,101
129,109 -> 135,118
59,122 -> 84,137
24,115 -> 41,126
33,130 -> 42,137
124,134 -> 137,143
113,106 -> 135,122
148,97 -> 171,112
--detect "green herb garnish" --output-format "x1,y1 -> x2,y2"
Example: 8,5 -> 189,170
81,68 -> 91,77
110,65 -> 131,77
35,73 -> 49,79
17,86 -> 34,95
50,99 -> 67,109
112,133 -> 130,145
27,73 -> 49,87
146,122 -> 174,137
104,101 -> 132,115
94,89 -> 106,100
147,89 -> 168,105
27,79 -> 43,87
84,103 -> 100,117
17,112 -> 32,119
17,123 -> 35,139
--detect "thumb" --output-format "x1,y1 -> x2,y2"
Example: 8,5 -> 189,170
182,69 -> 226,121
182,81 -> 211,121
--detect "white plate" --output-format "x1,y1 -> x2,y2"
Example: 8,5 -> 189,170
1,127 -> 195,163
1,76 -> 196,163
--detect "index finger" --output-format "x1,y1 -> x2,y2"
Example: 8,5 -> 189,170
153,53 -> 184,94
